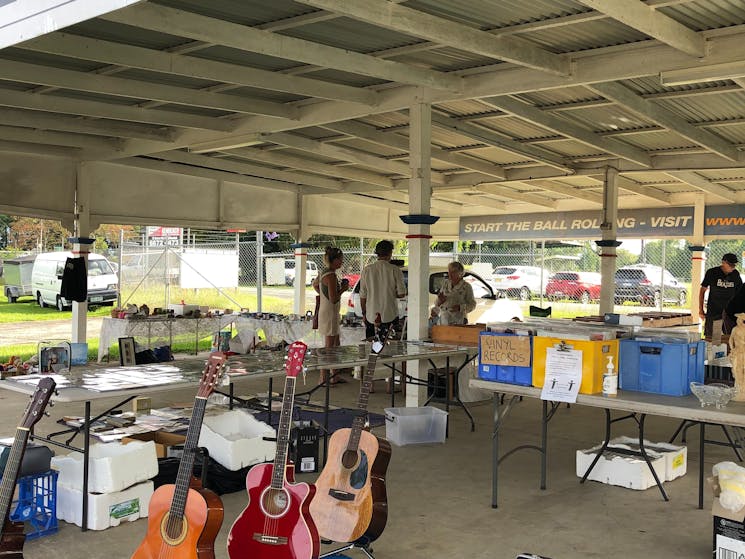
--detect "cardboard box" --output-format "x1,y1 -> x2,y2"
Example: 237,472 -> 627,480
576,443 -> 666,490
711,476 -> 745,556
431,324 -> 486,346
121,432 -> 186,459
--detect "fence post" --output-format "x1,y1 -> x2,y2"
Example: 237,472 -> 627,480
256,231 -> 263,312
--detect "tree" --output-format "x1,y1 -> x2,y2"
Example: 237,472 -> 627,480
7,218 -> 70,252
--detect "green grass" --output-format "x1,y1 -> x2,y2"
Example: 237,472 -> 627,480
0,299 -> 112,322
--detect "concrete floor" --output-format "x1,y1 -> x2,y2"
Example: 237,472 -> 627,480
2,365 -> 730,559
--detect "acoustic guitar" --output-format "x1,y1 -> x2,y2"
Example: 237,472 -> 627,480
0,376 -> 56,559
309,324 -> 392,543
227,341 -> 319,559
131,353 -> 226,559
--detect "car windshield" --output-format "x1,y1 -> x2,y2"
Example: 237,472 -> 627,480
88,259 -> 112,276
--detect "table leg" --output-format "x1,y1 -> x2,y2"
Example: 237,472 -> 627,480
82,401 -> 90,532
229,382 -> 234,411
453,354 -> 476,432
492,392 -> 500,508
699,422 -> 705,510
580,409 -> 612,484
445,356 -> 450,438
638,414 -> 668,501
323,378 -> 330,466
541,400 -> 548,490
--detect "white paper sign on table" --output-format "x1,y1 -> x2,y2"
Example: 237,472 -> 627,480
540,347 -> 583,403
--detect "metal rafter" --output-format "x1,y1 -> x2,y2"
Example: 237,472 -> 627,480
665,170 -> 738,202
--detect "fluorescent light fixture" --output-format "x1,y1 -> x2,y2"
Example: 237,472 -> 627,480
660,62 -> 745,86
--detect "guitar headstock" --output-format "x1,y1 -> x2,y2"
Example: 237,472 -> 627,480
371,322 -> 394,355
285,341 -> 308,378
21,377 -> 56,430
197,353 -> 227,398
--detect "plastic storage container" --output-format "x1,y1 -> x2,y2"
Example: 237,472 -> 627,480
10,470 -> 58,539
619,339 -> 705,396
384,407 -> 447,446
478,331 -> 532,386
532,337 -> 619,394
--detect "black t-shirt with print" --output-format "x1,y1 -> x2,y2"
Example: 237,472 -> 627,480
702,266 -> 743,318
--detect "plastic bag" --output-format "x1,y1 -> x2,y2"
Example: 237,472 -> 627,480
714,461 -> 745,511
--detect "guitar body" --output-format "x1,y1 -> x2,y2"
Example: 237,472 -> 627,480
310,428 -> 391,543
131,481 -> 223,559
0,519 -> 26,559
227,463 -> 319,559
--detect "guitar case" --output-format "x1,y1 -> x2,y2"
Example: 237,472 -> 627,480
0,443 -> 53,478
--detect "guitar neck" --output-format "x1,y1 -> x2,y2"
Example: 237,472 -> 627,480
346,349 -> 381,453
0,427 -> 31,525
168,396 -> 208,520
270,375 -> 297,490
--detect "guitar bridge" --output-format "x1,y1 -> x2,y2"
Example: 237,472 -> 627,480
328,488 -> 355,501
253,533 -> 288,545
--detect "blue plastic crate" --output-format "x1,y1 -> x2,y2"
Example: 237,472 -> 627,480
10,470 -> 58,540
619,339 -> 705,396
478,331 -> 532,386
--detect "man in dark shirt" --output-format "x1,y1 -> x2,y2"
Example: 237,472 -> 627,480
724,283 -> 745,334
700,253 -> 742,339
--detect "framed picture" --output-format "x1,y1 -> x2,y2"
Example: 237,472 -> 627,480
39,344 -> 70,373
118,337 -> 136,366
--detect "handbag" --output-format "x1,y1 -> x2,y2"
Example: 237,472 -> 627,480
312,295 -> 320,330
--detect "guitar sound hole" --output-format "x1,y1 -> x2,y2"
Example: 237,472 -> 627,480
262,488 -> 289,517
341,450 -> 358,470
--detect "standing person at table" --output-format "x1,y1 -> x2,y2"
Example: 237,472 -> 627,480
315,246 -> 350,385
359,240 -> 406,339
700,253 -> 742,340
431,261 -> 476,325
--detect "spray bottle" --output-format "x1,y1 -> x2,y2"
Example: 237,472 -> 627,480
602,355 -> 618,397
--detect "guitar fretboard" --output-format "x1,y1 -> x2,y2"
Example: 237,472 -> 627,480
271,376 -> 297,490
345,348 -> 380,454
0,427 -> 30,532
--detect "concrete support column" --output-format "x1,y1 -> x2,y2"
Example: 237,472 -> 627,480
405,101 -> 436,408
293,194 -> 310,316
690,193 -> 706,318
598,165 -> 620,316
71,163 -> 92,343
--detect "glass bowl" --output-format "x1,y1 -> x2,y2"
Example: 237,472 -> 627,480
690,382 -> 736,409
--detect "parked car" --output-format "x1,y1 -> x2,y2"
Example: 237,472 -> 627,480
614,264 -> 687,306
284,259 -> 319,286
491,265 -> 549,301
32,251 -> 118,311
347,268 -> 524,324
545,271 -> 602,304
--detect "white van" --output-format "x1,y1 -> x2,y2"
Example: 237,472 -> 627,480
284,259 -> 319,286
32,252 -> 118,311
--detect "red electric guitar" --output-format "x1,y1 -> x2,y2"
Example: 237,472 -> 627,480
309,323 -> 392,543
131,354 -> 226,559
0,376 -> 56,559
227,341 -> 319,559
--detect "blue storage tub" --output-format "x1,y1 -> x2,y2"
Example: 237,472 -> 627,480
478,331 -> 532,386
619,339 -> 705,396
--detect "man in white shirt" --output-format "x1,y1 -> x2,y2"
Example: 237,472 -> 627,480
359,240 -> 406,339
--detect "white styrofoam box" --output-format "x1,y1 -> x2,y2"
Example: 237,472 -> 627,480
198,410 -> 276,470
576,443 -> 666,490
52,441 -> 158,494
608,436 -> 687,481
384,407 -> 448,446
167,303 -> 200,315
57,480 -> 153,530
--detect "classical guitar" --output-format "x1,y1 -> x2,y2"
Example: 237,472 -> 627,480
309,324 -> 392,543
131,353 -> 226,559
0,376 -> 55,559
227,341 -> 319,559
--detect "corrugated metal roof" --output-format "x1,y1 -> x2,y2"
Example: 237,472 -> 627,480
655,91 -> 745,122
659,0 -> 745,31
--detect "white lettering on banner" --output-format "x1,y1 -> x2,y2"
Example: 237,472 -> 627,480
650,215 -> 692,228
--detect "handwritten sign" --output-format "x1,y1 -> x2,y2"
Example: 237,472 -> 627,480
480,334 -> 531,368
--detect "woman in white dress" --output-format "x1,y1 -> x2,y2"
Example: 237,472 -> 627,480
314,246 -> 349,385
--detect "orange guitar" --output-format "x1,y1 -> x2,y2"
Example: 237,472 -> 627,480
227,341 -> 319,559
131,354 -> 226,559
0,377 -> 55,559
309,324 -> 392,543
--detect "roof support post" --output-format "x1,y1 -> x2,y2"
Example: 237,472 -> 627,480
71,162 -> 92,344
292,195 -> 310,316
406,100 -> 432,408
690,193 -> 706,320
598,165 -> 620,316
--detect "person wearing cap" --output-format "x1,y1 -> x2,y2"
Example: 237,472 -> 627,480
700,253 -> 743,340
359,240 -> 406,339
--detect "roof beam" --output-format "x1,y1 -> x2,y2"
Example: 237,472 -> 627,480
224,147 -> 395,189
0,88 -> 233,132
294,0 -> 570,76
574,0 -> 706,58
430,112 -> 572,172
483,95 -> 651,166
524,180 -> 604,204
474,184 -> 557,209
158,150 -> 343,191
323,120 -> 505,179
260,131 -> 437,181
0,59 -> 294,120
102,3 -> 462,92
665,170 -> 738,202
590,81 -> 740,161
0,125 -> 124,153
616,176 -> 671,203
22,33 -> 377,106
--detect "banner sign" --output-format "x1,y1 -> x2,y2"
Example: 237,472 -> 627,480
704,205 -> 745,236
460,207 -> 695,240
